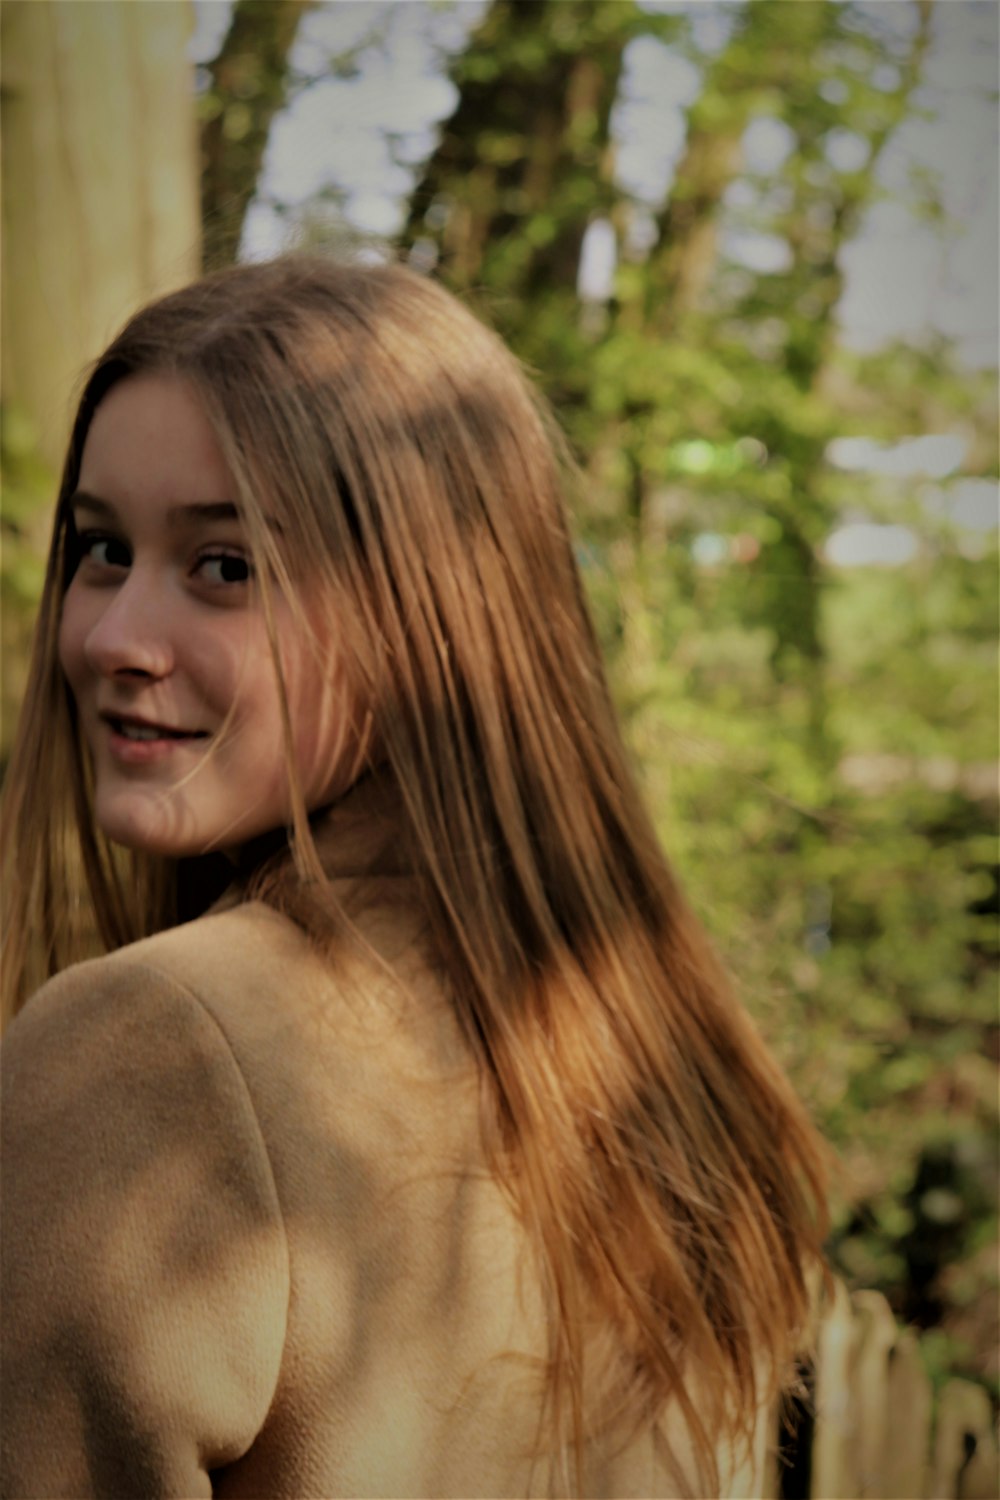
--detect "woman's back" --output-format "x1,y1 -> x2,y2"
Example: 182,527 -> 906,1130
1,785 -> 767,1496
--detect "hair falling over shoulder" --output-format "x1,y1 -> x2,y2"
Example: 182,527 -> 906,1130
1,254 -> 830,1493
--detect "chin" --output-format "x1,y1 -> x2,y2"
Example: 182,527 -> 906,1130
94,795 -> 209,859
95,793 -> 293,861
97,822 -> 188,859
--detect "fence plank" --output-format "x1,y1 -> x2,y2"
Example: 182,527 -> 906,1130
931,1378 -> 1000,1500
780,1277 -> 997,1500
757,1403 -> 782,1500
850,1289 -> 899,1497
811,1278 -> 860,1499
884,1329 -> 932,1499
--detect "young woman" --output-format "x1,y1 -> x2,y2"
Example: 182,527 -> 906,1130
1,257 -> 828,1498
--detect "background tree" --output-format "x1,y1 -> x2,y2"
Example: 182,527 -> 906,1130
1,0 -> 200,751
200,0 -> 313,269
404,0 -> 636,312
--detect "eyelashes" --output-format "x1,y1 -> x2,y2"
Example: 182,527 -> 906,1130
73,529 -> 255,589
76,532 -> 131,570
197,553 -> 253,586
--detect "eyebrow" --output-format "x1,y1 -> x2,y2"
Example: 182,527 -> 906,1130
67,490 -> 266,529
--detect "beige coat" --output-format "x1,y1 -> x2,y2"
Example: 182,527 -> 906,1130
1,788 -> 769,1498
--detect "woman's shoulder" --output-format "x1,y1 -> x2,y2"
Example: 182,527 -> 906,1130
0,918 -> 292,1500
2,901 -> 304,1065
0,904 -> 300,1120
11,879 -> 418,1036
6,880 -> 464,1130
106,897 -> 327,1015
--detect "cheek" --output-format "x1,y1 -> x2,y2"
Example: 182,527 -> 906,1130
289,663 -> 360,793
57,585 -> 90,691
248,605 -> 358,797
185,619 -> 269,716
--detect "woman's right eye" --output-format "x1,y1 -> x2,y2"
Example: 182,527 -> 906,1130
78,532 -> 131,569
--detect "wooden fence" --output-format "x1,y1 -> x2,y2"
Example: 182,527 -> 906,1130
760,1278 -> 999,1499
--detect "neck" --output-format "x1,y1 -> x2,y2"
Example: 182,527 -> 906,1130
214,768 -> 406,898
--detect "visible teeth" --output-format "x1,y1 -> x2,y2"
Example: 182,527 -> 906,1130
119,723 -> 164,741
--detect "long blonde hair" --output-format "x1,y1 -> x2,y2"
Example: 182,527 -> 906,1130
2,256 -> 828,1492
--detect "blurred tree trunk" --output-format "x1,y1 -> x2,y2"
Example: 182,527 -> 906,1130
645,2 -> 774,333
199,0 -> 312,270
642,1 -> 832,334
1,0 -> 201,468
743,0 -> 934,750
623,0 -> 935,759
1,0 -> 201,755
776,0 -> 934,389
403,0 -> 635,320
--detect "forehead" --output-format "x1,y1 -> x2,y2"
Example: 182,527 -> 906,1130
79,372 -> 234,507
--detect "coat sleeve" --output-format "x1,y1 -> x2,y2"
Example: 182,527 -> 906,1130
0,958 -> 290,1499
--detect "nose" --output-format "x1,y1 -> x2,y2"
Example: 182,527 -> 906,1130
83,571 -> 175,680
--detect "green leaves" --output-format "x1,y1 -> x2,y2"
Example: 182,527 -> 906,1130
1,406 -> 52,607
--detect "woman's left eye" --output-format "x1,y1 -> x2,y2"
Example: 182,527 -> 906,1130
196,552 -> 253,586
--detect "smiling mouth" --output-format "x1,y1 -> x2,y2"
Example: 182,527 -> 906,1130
106,717 -> 208,742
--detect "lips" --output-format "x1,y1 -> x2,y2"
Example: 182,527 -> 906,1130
98,713 -> 210,763
101,713 -> 207,741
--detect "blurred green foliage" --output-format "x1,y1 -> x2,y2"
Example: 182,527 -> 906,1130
1,406 -> 53,755
402,0 -> 998,1392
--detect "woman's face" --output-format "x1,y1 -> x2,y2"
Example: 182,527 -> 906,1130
58,371 -> 361,857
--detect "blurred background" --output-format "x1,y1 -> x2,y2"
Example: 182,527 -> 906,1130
2,0 -> 997,1414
